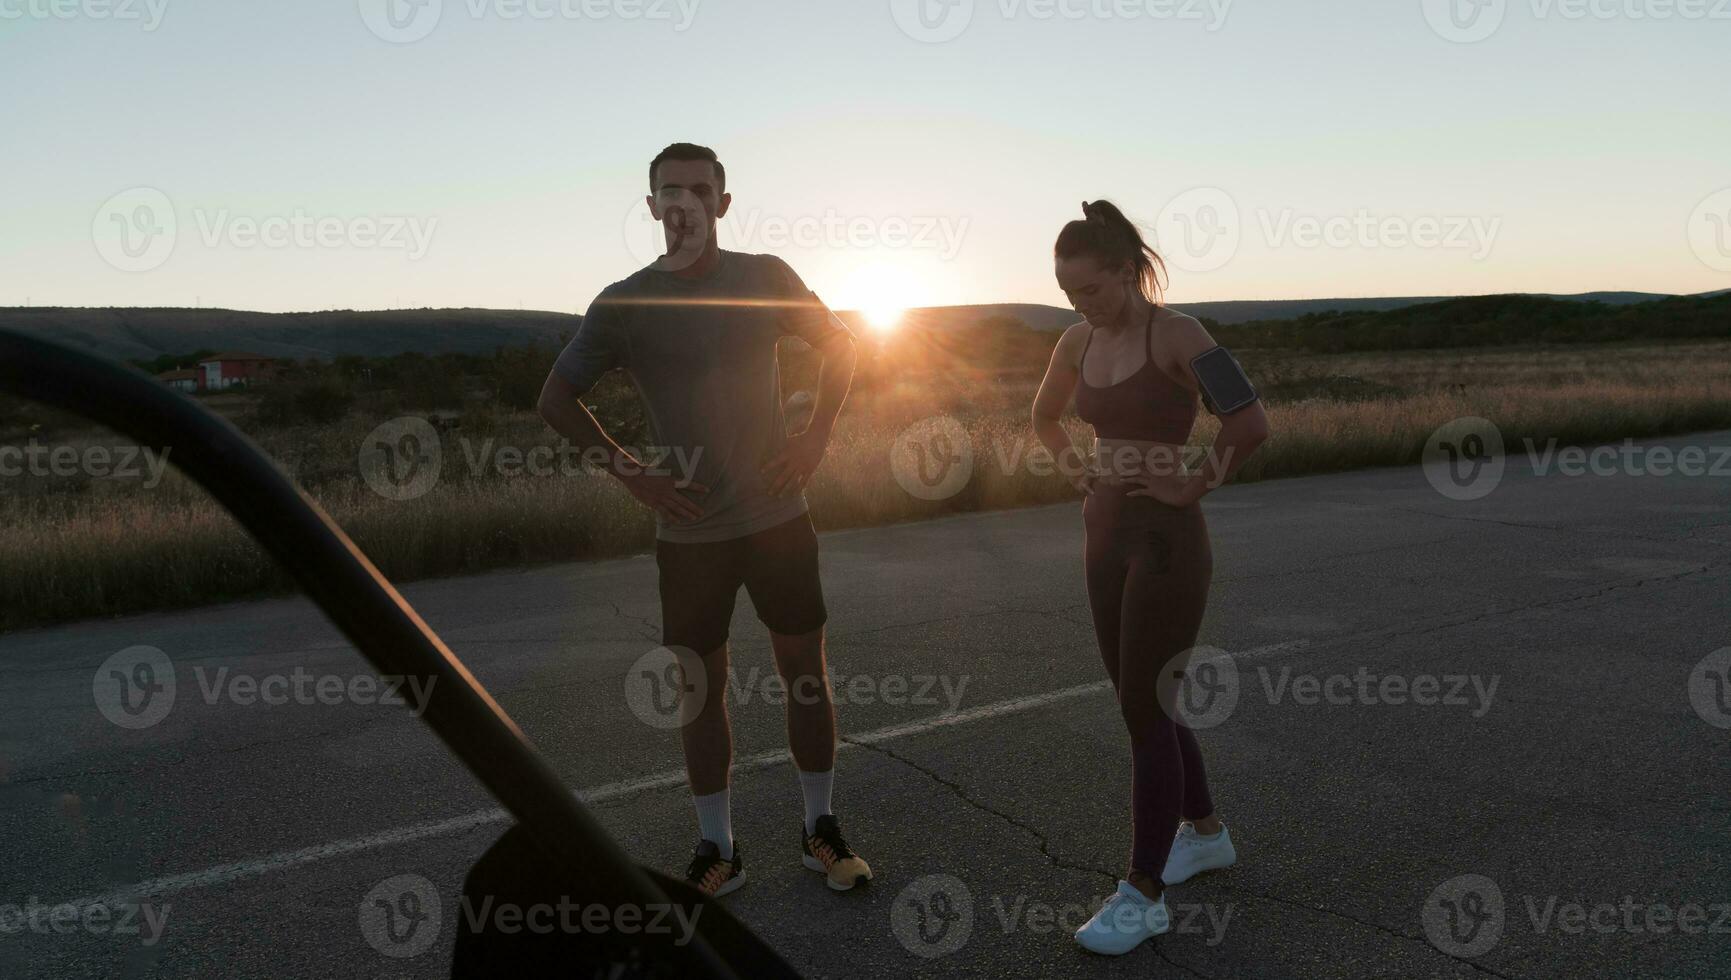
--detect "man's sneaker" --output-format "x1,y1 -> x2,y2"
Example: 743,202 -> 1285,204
800,815 -> 873,891
1075,880 -> 1169,955
684,839 -> 744,897
1161,823 -> 1236,886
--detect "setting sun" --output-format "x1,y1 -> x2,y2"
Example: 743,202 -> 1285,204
863,304 -> 905,333
839,263 -> 925,336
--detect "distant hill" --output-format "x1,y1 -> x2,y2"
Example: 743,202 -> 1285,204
921,291 -> 1686,332
0,307 -> 577,364
1210,291 -> 1731,353
0,289 -> 1718,364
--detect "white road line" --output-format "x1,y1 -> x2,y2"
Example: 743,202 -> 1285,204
56,639 -> 1308,913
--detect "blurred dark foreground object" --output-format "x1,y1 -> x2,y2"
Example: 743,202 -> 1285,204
453,824 -> 799,978
0,329 -> 801,980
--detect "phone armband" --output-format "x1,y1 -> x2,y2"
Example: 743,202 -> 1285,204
1189,346 -> 1259,416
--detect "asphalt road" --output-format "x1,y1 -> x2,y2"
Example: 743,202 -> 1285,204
3,429 -> 1729,979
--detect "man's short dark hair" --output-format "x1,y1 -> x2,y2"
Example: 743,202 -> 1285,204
649,142 -> 725,192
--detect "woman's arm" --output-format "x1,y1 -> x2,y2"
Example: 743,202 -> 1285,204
1151,313 -> 1270,506
1031,323 -> 1096,494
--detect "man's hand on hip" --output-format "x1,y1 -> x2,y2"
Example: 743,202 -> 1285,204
762,428 -> 830,497
623,472 -> 709,523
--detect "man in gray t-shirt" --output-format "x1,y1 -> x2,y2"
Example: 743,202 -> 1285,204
537,143 -> 871,898
550,246 -> 845,543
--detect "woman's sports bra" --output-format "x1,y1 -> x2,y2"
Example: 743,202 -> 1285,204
1073,307 -> 1198,445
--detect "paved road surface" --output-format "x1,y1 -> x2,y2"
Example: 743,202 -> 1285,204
3,429 -> 1729,979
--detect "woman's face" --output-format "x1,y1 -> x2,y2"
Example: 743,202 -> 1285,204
1055,254 -> 1135,326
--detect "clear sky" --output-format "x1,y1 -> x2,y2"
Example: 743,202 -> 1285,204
3,0 -> 1727,315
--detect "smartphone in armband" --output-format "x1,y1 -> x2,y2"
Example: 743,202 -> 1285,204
1190,346 -> 1259,416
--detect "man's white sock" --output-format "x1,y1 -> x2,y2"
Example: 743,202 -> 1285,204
694,788 -> 733,859
798,768 -> 834,835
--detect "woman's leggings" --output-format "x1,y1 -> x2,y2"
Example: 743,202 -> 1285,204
1083,483 -> 1216,878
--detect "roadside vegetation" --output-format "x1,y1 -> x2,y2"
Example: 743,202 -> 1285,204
3,294 -> 1728,631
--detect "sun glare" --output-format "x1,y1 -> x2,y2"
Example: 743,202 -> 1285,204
864,304 -> 905,333
842,264 -> 924,336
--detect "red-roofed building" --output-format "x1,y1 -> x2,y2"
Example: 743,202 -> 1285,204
155,368 -> 202,393
197,352 -> 277,391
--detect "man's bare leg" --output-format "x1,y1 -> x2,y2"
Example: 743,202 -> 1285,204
678,642 -> 735,864
770,625 -> 836,775
772,625 -> 871,889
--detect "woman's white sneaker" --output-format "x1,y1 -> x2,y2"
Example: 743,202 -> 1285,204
1074,880 -> 1169,955
1161,823 -> 1236,886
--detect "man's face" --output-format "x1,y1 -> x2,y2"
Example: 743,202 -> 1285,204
647,159 -> 730,246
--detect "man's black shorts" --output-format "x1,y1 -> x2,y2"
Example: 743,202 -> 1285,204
656,512 -> 828,654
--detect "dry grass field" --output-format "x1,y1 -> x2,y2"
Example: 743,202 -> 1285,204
4,340 -> 1729,631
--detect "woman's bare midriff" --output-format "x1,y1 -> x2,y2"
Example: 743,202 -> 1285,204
1092,436 -> 1194,485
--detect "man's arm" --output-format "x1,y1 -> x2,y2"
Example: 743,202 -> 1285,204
763,328 -> 856,497
537,303 -> 708,523
761,258 -> 858,496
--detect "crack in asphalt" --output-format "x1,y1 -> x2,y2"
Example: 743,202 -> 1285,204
839,735 -> 1214,980
606,600 -> 660,641
1213,883 -> 1520,980
1334,558 -> 1723,647
841,729 -> 1535,980
1392,504 -> 1710,546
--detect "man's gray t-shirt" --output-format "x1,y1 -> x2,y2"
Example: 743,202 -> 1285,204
553,250 -> 853,544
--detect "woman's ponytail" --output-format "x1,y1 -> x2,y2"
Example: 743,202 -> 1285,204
1056,200 -> 1169,305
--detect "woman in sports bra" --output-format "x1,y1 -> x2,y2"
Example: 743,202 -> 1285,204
1030,200 -> 1271,956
